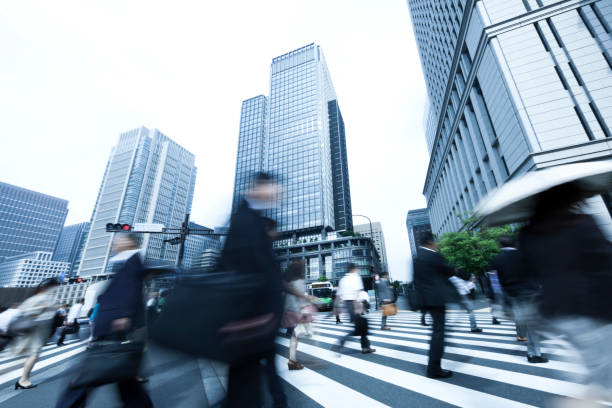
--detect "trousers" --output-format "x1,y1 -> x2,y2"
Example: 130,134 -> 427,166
55,379 -> 153,408
510,294 -> 542,357
425,306 -> 446,373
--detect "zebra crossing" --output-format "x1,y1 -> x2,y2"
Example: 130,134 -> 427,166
0,310 -> 608,407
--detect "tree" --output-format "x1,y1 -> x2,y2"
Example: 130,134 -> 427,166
437,217 -> 513,277
391,280 -> 402,289
317,275 -> 328,282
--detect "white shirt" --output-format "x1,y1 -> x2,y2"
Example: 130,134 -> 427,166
0,308 -> 21,333
66,303 -> 83,324
449,276 -> 471,296
338,272 -> 364,301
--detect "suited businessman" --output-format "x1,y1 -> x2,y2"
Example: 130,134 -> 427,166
218,172 -> 285,408
56,234 -> 153,408
413,231 -> 456,378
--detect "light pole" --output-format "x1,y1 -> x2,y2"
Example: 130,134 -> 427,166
352,214 -> 373,239
352,214 -> 378,309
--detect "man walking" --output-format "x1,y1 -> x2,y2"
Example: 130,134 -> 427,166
491,236 -> 548,363
57,299 -> 84,346
448,276 -> 482,333
376,273 -> 394,330
413,232 -> 455,379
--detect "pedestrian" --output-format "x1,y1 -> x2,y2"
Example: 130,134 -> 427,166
491,236 -> 547,363
420,310 -> 429,326
281,259 -> 315,370
519,183 -> 612,401
145,292 -> 159,325
333,264 -> 376,354
10,277 -> 60,389
55,234 -> 153,408
332,288 -> 342,324
57,299 -> 84,346
358,290 -> 370,315
448,275 -> 482,333
413,232 -> 456,379
483,271 -> 503,325
0,304 -> 21,351
377,273 -> 395,330
218,172 -> 284,408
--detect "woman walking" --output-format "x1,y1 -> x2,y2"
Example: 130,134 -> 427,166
10,277 -> 60,390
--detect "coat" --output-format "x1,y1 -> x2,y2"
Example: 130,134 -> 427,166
519,213 -> 612,321
10,291 -> 56,356
490,248 -> 539,297
413,247 -> 456,307
93,251 -> 147,338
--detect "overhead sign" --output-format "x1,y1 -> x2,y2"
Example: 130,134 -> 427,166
132,223 -> 165,233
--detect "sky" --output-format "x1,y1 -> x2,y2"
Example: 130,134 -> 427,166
0,0 -> 430,282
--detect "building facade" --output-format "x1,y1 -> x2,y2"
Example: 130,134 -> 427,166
78,127 -> 197,276
353,222 -> 389,274
0,182 -> 68,261
406,208 -> 433,259
181,222 -> 223,270
52,222 -> 90,277
408,0 -> 612,237
0,251 -> 70,287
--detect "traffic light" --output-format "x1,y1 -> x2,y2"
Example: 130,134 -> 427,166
106,223 -> 132,232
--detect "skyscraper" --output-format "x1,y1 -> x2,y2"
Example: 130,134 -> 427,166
0,182 -> 68,261
233,44 -> 352,237
407,0 -> 612,237
78,127 -> 197,276
53,222 -> 90,276
182,222 -> 222,270
406,208 -> 432,260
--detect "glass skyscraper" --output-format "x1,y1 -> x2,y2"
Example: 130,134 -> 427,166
78,127 -> 197,276
406,208 -> 432,259
52,222 -> 90,277
407,0 -> 612,237
0,182 -> 68,261
182,221 -> 222,270
233,44 -> 352,237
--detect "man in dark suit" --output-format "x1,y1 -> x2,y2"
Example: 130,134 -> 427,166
56,234 -> 153,408
413,231 -> 455,379
219,172 -> 284,408
490,236 -> 547,363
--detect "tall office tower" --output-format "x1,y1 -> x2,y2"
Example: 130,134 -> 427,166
407,0 -> 612,237
182,222 -> 222,270
354,222 -> 389,273
53,222 -> 90,276
231,95 -> 268,214
406,208 -> 432,259
0,182 -> 68,261
78,127 -> 197,277
328,100 -> 353,231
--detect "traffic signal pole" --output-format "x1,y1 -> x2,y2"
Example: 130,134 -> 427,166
176,213 -> 190,269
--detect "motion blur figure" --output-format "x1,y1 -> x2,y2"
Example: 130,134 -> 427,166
218,172 -> 284,408
520,183 -> 612,403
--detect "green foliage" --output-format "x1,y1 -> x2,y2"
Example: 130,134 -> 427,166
339,230 -> 356,237
391,280 -> 402,289
438,218 -> 514,276
317,275 -> 328,282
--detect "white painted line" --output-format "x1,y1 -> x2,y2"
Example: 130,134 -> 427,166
275,354 -> 390,408
0,339 -> 80,362
0,340 -> 87,373
0,345 -> 86,385
276,337 -> 537,408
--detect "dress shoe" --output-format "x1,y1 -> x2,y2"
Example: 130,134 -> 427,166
361,348 -> 376,354
15,381 -> 37,390
492,318 -> 501,325
381,326 -> 391,331
287,360 -> 304,370
471,328 -> 483,333
426,369 -> 453,379
528,355 -> 548,364
421,321 -> 429,326
517,336 -> 527,342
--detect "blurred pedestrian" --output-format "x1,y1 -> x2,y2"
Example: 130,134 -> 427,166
0,304 -> 21,351
57,299 -> 84,347
377,273 -> 395,330
10,277 -> 60,389
332,288 -> 342,324
145,292 -> 159,325
491,236 -> 547,363
55,234 -> 153,408
448,275 -> 482,333
334,264 -> 375,354
520,183 -> 612,401
413,232 -> 455,379
218,172 -> 284,408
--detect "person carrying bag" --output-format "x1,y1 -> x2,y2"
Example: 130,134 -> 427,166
377,273 -> 396,330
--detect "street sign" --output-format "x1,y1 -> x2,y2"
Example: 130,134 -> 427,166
132,223 -> 165,232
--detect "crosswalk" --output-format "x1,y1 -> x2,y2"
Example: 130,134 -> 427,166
0,310 -> 608,407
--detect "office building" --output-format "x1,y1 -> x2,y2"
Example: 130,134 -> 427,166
182,222 -> 223,270
407,0 -> 612,237
53,222 -> 90,276
354,222 -> 389,274
78,127 -> 197,276
0,182 -> 68,261
0,251 -> 70,287
194,248 -> 222,272
406,208 -> 432,259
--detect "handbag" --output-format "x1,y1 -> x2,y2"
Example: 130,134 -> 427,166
150,271 -> 278,364
7,316 -> 39,336
382,303 -> 398,317
70,340 -> 145,388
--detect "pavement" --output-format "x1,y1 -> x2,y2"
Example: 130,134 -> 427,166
0,297 -> 605,407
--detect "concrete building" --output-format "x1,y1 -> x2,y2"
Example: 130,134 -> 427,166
182,222 -> 223,270
354,222 -> 389,274
407,0 -> 612,237
406,208 -> 433,259
54,274 -> 111,307
53,222 -> 90,277
0,182 -> 68,261
78,127 -> 197,276
194,248 -> 222,272
0,251 -> 70,287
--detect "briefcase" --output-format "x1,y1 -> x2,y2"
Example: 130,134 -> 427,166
406,287 -> 423,311
382,303 -> 398,317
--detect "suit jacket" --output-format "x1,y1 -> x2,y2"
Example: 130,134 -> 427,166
520,213 -> 612,321
219,200 -> 283,319
94,252 -> 147,338
490,248 -> 539,297
413,247 -> 456,307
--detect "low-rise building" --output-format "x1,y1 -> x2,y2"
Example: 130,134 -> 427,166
0,251 -> 70,287
353,222 -> 389,274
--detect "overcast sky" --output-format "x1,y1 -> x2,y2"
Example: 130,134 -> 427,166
0,0 -> 430,282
